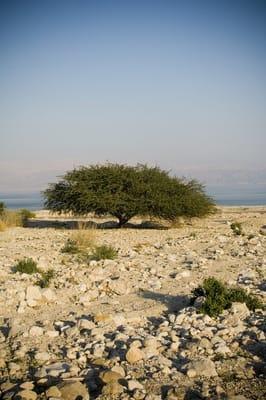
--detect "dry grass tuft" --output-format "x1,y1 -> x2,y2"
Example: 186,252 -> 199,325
169,217 -> 183,228
0,210 -> 23,230
70,222 -> 97,251
0,221 -> 6,231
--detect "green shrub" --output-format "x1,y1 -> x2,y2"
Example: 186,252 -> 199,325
61,239 -> 79,254
19,209 -> 36,226
192,277 -> 264,317
15,258 -> 39,274
89,245 -> 117,261
36,269 -> 55,288
43,163 -> 216,227
0,201 -> 5,216
230,222 -> 243,236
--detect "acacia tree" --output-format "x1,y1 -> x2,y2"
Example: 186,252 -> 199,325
43,164 -> 215,227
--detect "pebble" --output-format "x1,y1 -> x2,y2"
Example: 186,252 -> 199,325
58,381 -> 89,400
15,390 -> 37,400
126,347 -> 144,364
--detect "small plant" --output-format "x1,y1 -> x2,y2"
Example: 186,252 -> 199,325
19,209 -> 36,226
71,225 -> 96,250
0,201 -> 5,216
36,269 -> 55,288
15,258 -> 39,274
247,234 -> 255,240
0,210 -> 23,229
189,232 -> 197,239
227,286 -> 263,311
88,245 -> 117,261
61,239 -> 79,254
192,277 -> 264,317
62,226 -> 96,254
230,222 -> 243,236
0,221 -> 6,232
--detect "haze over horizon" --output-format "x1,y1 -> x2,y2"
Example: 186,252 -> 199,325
1,0 -> 266,194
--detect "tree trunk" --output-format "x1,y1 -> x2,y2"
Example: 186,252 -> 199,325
117,216 -> 129,228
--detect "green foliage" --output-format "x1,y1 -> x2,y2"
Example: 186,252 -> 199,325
15,258 -> 39,274
61,239 -> 79,254
14,258 -> 54,287
193,277 -> 264,317
36,269 -> 55,288
88,245 -> 117,261
230,222 -> 243,236
247,234 -> 255,240
19,209 -> 36,226
0,201 -> 5,215
43,163 -> 215,227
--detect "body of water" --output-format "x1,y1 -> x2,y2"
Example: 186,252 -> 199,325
0,193 -> 44,210
1,187 -> 266,210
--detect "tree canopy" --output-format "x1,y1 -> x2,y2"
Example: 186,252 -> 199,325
43,163 -> 215,226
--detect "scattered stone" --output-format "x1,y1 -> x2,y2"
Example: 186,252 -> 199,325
186,358 -> 217,377
19,382 -> 34,390
0,208 -> 265,400
100,370 -> 123,383
45,386 -> 62,398
230,302 -> 250,320
25,286 -> 42,307
42,288 -> 56,302
35,352 -> 50,362
15,390 -> 37,400
126,347 -> 144,364
128,379 -> 144,391
101,382 -> 124,396
58,381 -> 89,400
29,326 -> 44,336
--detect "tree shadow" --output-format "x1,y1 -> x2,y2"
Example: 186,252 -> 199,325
25,219 -> 168,230
257,280 -> 266,292
239,313 -> 266,378
139,289 -> 190,314
161,384 -> 205,399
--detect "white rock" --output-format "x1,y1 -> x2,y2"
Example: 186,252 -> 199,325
230,302 -> 250,320
42,288 -> 56,302
78,319 -> 96,330
79,283 -> 87,292
35,352 -> 50,362
80,289 -> 99,305
109,279 -> 129,295
128,380 -> 144,391
176,270 -> 191,279
26,286 -> 42,307
46,330 -> 59,338
186,358 -> 217,377
29,326 -> 44,336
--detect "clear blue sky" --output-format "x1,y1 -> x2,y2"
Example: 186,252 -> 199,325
0,0 -> 265,192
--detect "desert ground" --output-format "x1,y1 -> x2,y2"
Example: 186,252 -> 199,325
0,207 -> 265,399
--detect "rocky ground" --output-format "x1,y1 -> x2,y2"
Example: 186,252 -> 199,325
0,207 -> 265,400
